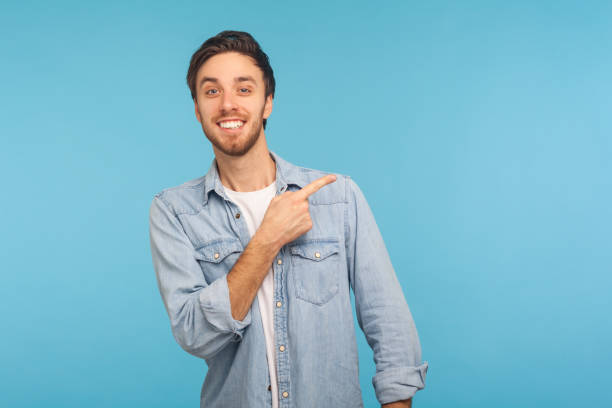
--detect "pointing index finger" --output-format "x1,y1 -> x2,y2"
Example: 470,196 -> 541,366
297,174 -> 337,199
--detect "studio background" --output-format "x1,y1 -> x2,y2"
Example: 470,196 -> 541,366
1,1 -> 610,407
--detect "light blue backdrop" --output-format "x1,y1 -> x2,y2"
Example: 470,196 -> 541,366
1,1 -> 610,407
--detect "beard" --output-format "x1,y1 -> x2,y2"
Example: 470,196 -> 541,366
201,106 -> 265,157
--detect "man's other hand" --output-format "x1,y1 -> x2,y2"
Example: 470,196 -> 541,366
382,399 -> 412,408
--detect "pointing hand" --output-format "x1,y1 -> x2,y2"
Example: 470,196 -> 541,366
256,174 -> 337,251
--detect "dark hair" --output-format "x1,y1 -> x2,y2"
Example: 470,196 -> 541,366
186,30 -> 276,129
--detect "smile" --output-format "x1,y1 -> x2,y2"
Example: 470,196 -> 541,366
218,120 -> 245,129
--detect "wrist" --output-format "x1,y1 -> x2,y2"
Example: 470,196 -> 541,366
252,227 -> 282,255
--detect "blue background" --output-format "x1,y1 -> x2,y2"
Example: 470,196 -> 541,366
2,1 -> 610,407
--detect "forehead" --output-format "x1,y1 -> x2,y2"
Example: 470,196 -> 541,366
196,52 -> 264,84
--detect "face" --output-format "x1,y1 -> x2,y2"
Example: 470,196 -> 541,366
193,52 -> 273,157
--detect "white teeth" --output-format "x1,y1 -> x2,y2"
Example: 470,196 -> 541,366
219,120 -> 244,129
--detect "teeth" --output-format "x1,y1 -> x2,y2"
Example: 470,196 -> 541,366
219,120 -> 244,129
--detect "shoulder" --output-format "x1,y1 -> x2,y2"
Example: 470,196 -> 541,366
151,175 -> 207,216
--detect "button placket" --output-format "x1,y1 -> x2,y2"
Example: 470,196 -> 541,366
275,257 -> 283,308
274,246 -> 291,406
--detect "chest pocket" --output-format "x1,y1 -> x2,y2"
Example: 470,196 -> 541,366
194,238 -> 243,283
289,238 -> 340,305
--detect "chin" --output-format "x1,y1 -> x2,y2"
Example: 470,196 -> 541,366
211,135 -> 259,157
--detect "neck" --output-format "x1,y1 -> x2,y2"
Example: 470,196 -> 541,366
213,135 -> 276,192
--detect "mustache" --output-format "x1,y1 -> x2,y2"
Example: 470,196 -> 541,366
215,115 -> 247,122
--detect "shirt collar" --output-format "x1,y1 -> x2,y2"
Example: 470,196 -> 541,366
202,150 -> 307,205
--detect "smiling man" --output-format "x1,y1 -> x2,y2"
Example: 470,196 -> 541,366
149,31 -> 428,408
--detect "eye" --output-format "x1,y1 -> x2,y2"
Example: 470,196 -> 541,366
238,87 -> 251,94
205,88 -> 219,95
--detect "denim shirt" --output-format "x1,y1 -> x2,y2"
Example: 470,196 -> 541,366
149,151 -> 428,407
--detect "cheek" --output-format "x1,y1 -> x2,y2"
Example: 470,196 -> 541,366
248,101 -> 267,117
198,105 -> 216,122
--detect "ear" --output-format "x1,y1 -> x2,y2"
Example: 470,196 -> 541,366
194,98 -> 202,123
263,94 -> 273,119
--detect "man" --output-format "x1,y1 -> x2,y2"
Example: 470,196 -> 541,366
149,30 -> 427,408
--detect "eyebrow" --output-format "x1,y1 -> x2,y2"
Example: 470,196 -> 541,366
199,76 -> 257,88
236,76 -> 256,84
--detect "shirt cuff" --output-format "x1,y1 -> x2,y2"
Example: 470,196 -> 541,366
373,362 -> 429,404
198,274 -> 252,339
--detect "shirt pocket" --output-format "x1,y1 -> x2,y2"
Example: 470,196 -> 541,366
194,238 -> 243,282
289,238 -> 340,305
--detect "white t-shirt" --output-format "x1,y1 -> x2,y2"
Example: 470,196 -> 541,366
223,180 -> 279,408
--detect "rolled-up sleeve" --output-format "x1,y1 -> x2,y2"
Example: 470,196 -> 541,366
345,177 -> 428,404
149,195 -> 251,360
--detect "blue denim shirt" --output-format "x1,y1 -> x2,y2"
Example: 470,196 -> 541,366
149,151 -> 428,407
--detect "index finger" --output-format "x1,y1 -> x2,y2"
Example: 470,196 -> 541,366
296,174 -> 337,199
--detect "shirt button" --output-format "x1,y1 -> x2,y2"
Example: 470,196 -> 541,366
235,213 -> 241,219
214,253 -> 220,259
314,252 -> 321,258
276,301 -> 282,308
277,259 -> 282,265
267,385 -> 271,391
282,391 -> 289,398
279,345 -> 285,352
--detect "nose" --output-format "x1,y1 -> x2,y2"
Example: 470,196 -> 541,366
220,90 -> 238,113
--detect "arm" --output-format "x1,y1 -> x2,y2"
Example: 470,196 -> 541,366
149,195 -> 257,360
227,174 -> 339,320
345,178 -> 428,405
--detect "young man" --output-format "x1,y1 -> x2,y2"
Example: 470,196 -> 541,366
149,31 -> 427,408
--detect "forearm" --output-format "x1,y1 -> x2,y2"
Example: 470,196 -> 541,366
226,230 -> 280,320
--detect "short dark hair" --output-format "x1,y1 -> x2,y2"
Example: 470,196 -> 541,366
186,30 -> 276,129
